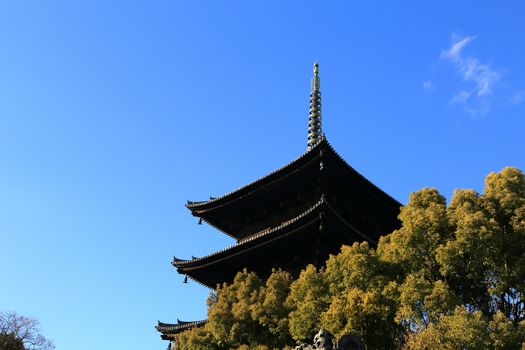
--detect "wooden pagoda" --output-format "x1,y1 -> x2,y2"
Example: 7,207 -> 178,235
156,63 -> 401,344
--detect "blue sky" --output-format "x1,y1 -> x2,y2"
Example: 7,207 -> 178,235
0,1 -> 523,349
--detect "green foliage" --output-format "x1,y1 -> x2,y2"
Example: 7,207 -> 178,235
404,307 -> 525,350
174,167 -> 525,350
378,188 -> 452,281
287,265 -> 329,342
206,270 -> 265,348
175,269 -> 294,349
174,326 -> 217,350
252,269 -> 294,346
319,242 -> 403,348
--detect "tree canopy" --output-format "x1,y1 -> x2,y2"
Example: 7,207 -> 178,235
173,167 -> 525,350
0,311 -> 54,350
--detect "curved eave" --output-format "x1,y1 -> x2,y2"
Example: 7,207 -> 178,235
156,320 -> 207,335
191,149 -> 323,240
186,137 -> 401,215
186,138 -> 325,211
323,141 -> 401,207
174,195 -> 374,275
174,197 -> 325,270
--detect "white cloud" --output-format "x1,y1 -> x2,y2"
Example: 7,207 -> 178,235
441,34 -> 502,114
441,35 -> 475,60
459,57 -> 501,96
511,91 -> 525,105
452,90 -> 472,103
422,80 -> 435,93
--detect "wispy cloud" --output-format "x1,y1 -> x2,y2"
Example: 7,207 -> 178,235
422,80 -> 434,93
441,35 -> 475,61
441,34 -> 502,115
511,90 -> 525,105
451,90 -> 471,103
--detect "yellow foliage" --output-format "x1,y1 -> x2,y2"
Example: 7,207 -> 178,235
174,167 -> 525,350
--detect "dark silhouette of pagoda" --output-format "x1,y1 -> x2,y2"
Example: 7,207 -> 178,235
156,63 -> 401,343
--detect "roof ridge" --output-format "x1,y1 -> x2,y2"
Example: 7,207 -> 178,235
186,136 -> 401,213
186,138 -> 325,209
324,141 -> 401,206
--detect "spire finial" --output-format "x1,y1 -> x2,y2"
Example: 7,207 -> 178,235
307,62 -> 322,150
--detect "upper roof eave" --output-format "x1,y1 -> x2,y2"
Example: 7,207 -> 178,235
186,138 -> 325,211
322,140 -> 402,207
186,136 -> 401,213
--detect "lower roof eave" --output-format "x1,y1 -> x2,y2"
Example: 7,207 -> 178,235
174,197 -> 377,288
156,319 -> 207,336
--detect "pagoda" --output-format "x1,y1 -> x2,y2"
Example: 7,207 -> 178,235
156,63 -> 401,344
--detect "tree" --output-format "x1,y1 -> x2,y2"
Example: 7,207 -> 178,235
0,311 -> 54,350
287,264 -> 329,343
206,270 -> 265,348
0,333 -> 25,350
377,167 -> 525,347
404,307 -> 525,350
175,269 -> 294,350
174,167 -> 525,349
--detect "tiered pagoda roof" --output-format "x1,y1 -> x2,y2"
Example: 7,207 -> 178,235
185,137 -> 400,240
156,320 -> 207,341
157,63 -> 401,345
175,137 -> 401,288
